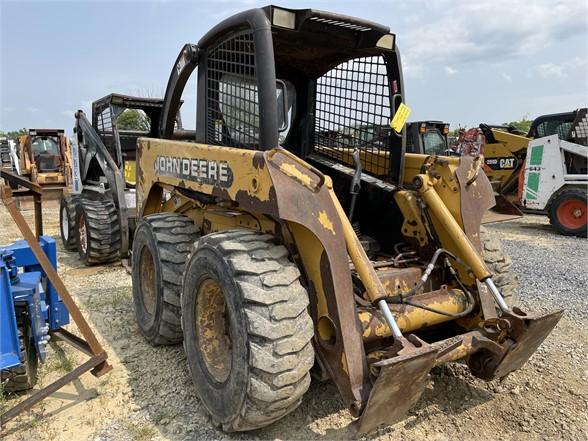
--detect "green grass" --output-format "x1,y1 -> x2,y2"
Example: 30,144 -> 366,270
87,287 -> 133,311
0,381 -> 7,414
46,343 -> 74,374
123,421 -> 157,441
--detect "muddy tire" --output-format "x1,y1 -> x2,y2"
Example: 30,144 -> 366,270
480,226 -> 518,307
548,187 -> 587,237
181,230 -> 314,431
132,213 -> 198,345
75,197 -> 121,265
60,194 -> 79,251
1,310 -> 38,392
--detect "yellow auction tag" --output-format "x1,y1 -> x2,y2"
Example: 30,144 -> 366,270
390,103 -> 411,133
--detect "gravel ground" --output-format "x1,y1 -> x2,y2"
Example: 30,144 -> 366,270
1,206 -> 587,441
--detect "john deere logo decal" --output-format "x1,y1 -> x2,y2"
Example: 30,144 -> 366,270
154,155 -> 233,187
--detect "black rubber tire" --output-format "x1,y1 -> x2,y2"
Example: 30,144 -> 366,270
181,230 -> 314,431
132,213 -> 198,345
1,311 -> 38,392
480,226 -> 519,307
60,194 -> 79,251
75,197 -> 121,265
548,188 -> 587,237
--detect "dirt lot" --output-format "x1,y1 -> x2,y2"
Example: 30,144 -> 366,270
1,206 -> 587,441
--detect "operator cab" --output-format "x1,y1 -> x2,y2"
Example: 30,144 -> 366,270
528,109 -> 587,145
27,129 -> 65,172
162,5 -> 405,184
157,5 -> 413,252
405,121 -> 450,155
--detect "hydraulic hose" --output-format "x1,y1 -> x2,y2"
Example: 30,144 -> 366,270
380,248 -> 477,319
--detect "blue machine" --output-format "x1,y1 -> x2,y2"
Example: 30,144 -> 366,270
0,236 -> 69,384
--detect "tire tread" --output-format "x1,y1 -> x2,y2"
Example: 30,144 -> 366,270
185,230 -> 314,431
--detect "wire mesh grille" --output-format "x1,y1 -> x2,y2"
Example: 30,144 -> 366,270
535,121 -> 572,140
96,107 -> 116,157
571,109 -> 588,146
314,56 -> 392,176
206,30 -> 259,148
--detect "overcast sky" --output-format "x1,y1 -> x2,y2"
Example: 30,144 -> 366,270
1,0 -> 586,134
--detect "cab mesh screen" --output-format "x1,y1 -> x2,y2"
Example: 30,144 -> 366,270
95,107 -> 116,158
314,56 -> 392,176
206,30 -> 259,148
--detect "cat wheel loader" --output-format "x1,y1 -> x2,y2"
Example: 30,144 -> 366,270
480,108 -> 587,236
128,5 -> 563,433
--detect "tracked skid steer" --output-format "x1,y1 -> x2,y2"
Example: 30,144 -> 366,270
131,6 -> 563,433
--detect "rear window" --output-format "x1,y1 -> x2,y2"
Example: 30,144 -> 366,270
535,121 -> 572,140
31,137 -> 59,156
423,130 -> 446,155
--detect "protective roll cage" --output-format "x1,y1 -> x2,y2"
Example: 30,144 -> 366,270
73,95 -> 185,259
160,5 -> 407,185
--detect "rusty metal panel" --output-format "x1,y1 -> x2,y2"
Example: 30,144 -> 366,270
374,266 -> 422,296
265,149 -> 370,407
493,310 -> 563,379
357,346 -> 437,434
454,156 -> 496,250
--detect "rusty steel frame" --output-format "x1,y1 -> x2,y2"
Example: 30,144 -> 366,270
1,170 -> 44,238
0,182 -> 112,427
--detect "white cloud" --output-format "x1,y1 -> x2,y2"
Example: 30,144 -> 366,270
26,107 -> 39,113
537,57 -> 586,79
538,63 -> 566,79
401,0 -> 586,78
502,72 -> 513,82
4,107 -> 16,112
444,66 -> 458,76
